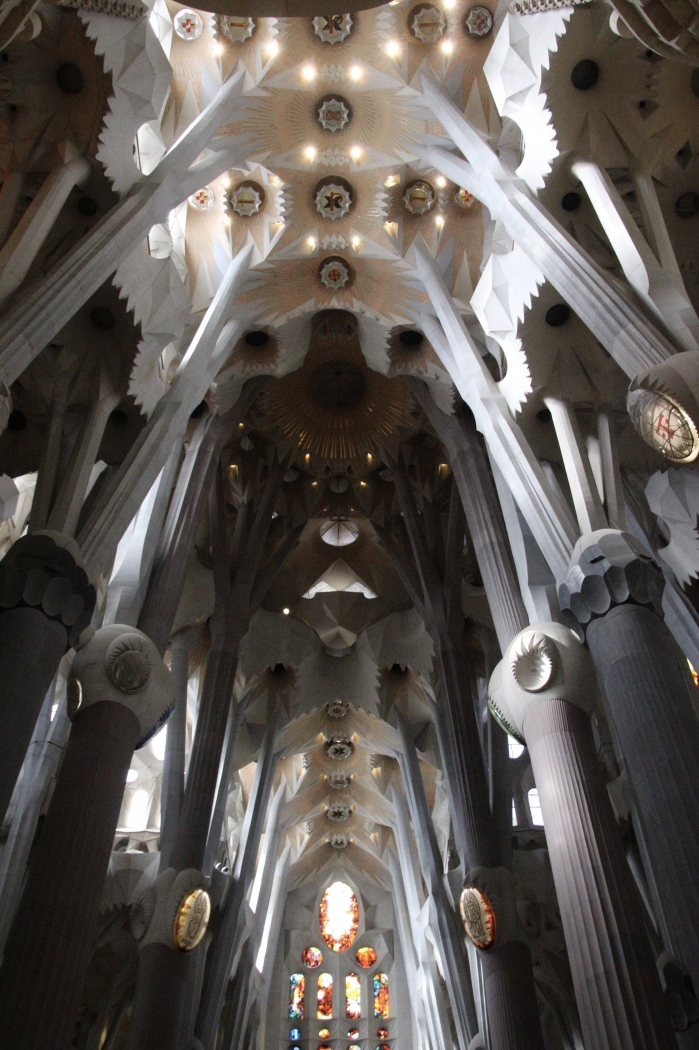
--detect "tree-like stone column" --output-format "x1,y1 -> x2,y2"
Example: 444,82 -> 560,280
488,621 -> 675,1050
0,624 -> 173,1050
0,530 -> 95,821
559,528 -> 699,994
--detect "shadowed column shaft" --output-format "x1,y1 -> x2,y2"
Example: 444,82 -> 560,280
525,697 -> 675,1050
0,700 -> 140,1050
586,603 -> 699,991
0,606 -> 67,821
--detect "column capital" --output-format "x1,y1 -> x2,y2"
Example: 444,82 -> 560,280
0,531 -> 95,647
68,624 -> 174,748
488,621 -> 597,744
558,529 -> 665,636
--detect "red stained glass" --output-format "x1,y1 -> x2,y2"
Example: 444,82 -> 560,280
348,1029 -> 360,1039
317,973 -> 333,1019
289,973 -> 305,1019
318,1030 -> 331,1039
377,1029 -> 389,1038
356,946 -> 377,968
303,946 -> 323,968
320,881 -> 359,952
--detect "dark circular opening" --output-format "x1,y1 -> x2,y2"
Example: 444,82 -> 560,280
691,68 -> 699,100
190,401 -> 207,419
271,662 -> 287,676
244,330 -> 269,347
7,409 -> 26,431
309,360 -> 366,409
90,306 -> 115,330
399,330 -> 424,346
77,196 -> 98,217
561,191 -> 581,212
571,59 -> 599,91
545,303 -> 571,327
109,409 -> 128,425
638,100 -> 647,109
55,63 -> 84,95
537,408 -> 552,424
1,53 -> 8,63
8,104 -> 16,113
675,191 -> 699,218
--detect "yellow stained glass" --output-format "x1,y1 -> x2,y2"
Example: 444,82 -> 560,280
317,973 -> 333,1019
318,1030 -> 331,1039
356,946 -> 377,968
345,972 -> 361,1018
289,973 -> 305,1019
320,881 -> 359,953
303,946 -> 323,968
373,973 -> 389,1018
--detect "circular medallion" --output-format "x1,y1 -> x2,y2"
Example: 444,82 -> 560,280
377,1029 -> 389,1039
188,186 -> 215,210
67,677 -> 82,718
327,801 -> 351,822
409,4 -> 446,42
319,256 -> 351,290
174,8 -> 204,40
463,4 -> 493,37
627,387 -> 699,463
317,94 -> 352,133
326,737 -> 354,760
302,945 -> 323,968
455,187 -> 476,209
173,888 -> 211,951
312,13 -> 353,43
403,179 -> 436,215
511,632 -> 556,692
229,181 -> 264,217
290,1030 -> 301,1041
315,177 -> 353,221
356,946 -> 377,968
219,15 -> 255,42
319,1030 -> 331,1040
329,771 -> 351,789
459,885 -> 496,949
327,699 -> 349,718
330,833 -> 349,848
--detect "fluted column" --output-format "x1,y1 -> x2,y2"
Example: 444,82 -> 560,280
559,528 -> 699,992
0,624 -> 173,1050
0,531 -> 95,821
159,625 -> 198,871
489,621 -> 675,1050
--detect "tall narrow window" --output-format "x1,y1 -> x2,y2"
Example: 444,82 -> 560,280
319,881 -> 359,952
528,787 -> 544,826
373,973 -> 389,1018
317,973 -> 333,1019
345,972 -> 361,1018
289,973 -> 305,1019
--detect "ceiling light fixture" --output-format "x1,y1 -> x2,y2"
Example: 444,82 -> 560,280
265,39 -> 280,57
307,236 -> 316,248
351,235 -> 361,249
350,146 -> 362,160
302,64 -> 316,80
441,39 -> 453,54
349,65 -> 362,81
283,607 -> 290,615
436,214 -> 445,227
304,145 -> 317,160
436,175 -> 447,188
385,40 -> 400,57
212,43 -> 224,56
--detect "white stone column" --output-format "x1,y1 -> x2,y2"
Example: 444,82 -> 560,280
0,154 -> 91,304
489,622 -> 675,1050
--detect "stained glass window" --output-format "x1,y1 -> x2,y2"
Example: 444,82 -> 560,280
356,946 -> 377,968
302,946 -> 323,968
289,973 -> 305,1019
377,1029 -> 389,1039
318,1045 -> 331,1050
348,1029 -> 359,1039
320,881 -> 359,952
376,1044 -> 391,1050
349,1045 -> 361,1050
346,972 -> 361,1018
290,1031 -> 301,1041
373,973 -> 389,1018
318,1030 -> 331,1040
317,973 -> 333,1019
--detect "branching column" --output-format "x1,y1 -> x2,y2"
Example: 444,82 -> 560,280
0,625 -> 173,1050
489,622 -> 675,1050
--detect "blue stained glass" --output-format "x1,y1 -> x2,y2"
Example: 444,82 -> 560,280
290,1031 -> 301,1041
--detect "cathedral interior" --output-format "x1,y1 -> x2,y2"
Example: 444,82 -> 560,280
2,0 -> 699,1047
